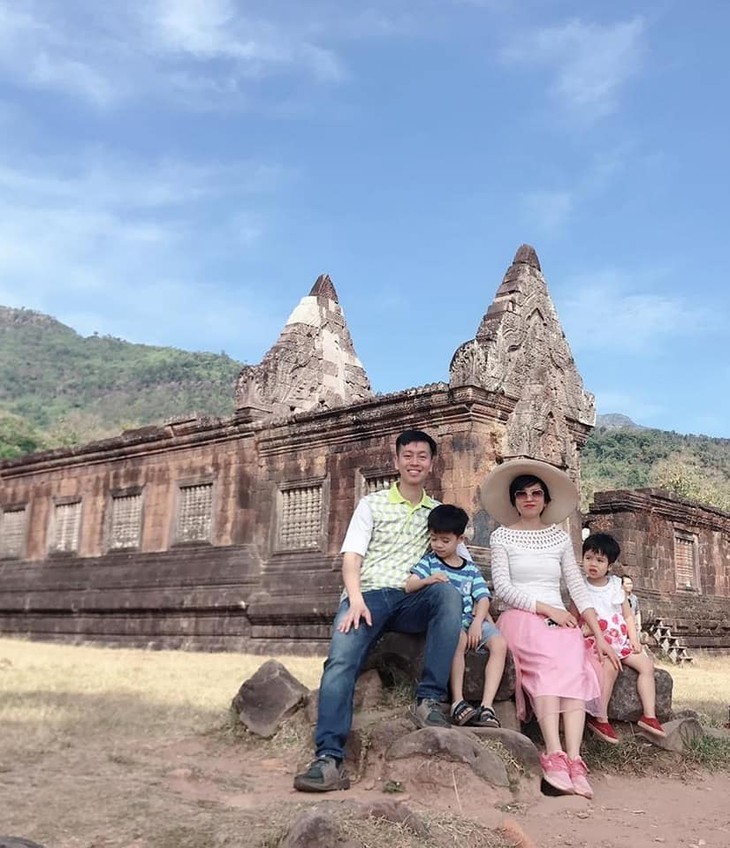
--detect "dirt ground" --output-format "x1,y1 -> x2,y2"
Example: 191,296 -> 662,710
2,726 -> 729,848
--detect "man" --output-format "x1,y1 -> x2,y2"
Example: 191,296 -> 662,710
293,429 -> 463,792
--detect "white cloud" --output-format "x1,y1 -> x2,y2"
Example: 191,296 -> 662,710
558,269 -> 713,354
522,190 -> 573,233
503,17 -> 645,121
0,0 -> 349,109
0,152 -> 284,357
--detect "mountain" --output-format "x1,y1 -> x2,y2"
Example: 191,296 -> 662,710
582,421 -> 730,513
0,306 -> 243,456
595,413 -> 644,430
1,305 -> 728,514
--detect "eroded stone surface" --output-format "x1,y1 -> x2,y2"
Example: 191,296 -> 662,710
235,274 -> 373,418
232,659 -> 309,738
608,667 -> 672,722
449,244 -> 595,469
639,716 -> 704,752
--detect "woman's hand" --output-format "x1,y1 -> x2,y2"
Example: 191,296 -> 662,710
545,607 -> 578,628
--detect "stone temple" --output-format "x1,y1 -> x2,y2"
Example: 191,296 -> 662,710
0,246 -> 728,651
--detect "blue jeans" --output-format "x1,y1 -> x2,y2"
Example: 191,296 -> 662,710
315,582 -> 462,760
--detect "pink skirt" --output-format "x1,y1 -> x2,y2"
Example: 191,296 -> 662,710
498,609 -> 601,721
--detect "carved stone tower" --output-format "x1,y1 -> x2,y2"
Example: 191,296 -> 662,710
235,274 -> 373,419
449,244 -> 595,468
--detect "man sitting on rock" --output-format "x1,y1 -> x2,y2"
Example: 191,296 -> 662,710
293,429 -> 464,792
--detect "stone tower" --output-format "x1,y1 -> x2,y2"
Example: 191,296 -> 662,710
449,244 -> 595,468
235,274 -> 373,419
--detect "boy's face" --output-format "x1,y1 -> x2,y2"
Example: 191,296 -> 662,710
429,530 -> 462,560
622,577 -> 634,594
394,440 -> 433,487
582,548 -> 610,580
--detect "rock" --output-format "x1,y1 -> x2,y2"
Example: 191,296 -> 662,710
305,670 -> 384,726
0,840 -> 46,848
608,667 -> 672,722
354,669 -> 384,709
703,726 -> 730,741
492,699 -> 520,732
365,632 -> 425,689
280,808 -> 349,848
641,717 -> 704,752
385,727 -> 509,787
231,659 -> 309,738
464,649 -> 516,702
463,727 -> 542,774
354,800 -> 429,837
366,631 -> 514,701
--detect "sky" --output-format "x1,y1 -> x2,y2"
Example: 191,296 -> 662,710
0,0 -> 728,438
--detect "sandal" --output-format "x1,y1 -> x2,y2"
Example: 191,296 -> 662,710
450,699 -> 478,726
468,705 -> 501,728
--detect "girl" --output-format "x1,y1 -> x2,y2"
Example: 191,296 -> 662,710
578,533 -> 666,742
483,459 -> 619,798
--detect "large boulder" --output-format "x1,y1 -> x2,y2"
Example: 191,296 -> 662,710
386,726 -> 510,787
365,632 -> 515,700
231,659 -> 309,738
607,666 -> 673,722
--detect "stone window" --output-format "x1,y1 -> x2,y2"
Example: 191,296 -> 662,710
0,506 -> 27,559
52,501 -> 82,554
360,471 -> 399,498
176,482 -> 214,544
109,492 -> 143,550
674,532 -> 699,590
277,484 -> 323,551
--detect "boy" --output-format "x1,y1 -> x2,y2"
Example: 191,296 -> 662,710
406,504 -> 507,728
293,430 -> 464,793
576,533 -> 666,743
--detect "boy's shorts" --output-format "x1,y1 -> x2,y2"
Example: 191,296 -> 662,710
475,620 -> 501,653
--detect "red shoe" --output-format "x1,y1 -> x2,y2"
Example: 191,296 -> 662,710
586,716 -> 619,744
539,751 -> 573,794
637,715 -> 666,737
568,756 -> 593,799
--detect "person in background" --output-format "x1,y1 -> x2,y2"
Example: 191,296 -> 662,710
621,574 -> 642,634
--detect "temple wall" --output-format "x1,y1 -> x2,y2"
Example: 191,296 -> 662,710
587,489 -> 730,649
0,383 -> 592,651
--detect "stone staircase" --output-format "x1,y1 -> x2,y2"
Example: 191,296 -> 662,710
647,618 -> 694,665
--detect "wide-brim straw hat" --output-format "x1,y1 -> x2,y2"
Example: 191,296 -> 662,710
481,458 -> 578,526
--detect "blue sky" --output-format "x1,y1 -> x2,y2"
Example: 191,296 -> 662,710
0,0 -> 727,437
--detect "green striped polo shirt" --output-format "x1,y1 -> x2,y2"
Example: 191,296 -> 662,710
341,483 -> 439,592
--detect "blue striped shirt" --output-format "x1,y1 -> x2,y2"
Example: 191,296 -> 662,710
410,552 -> 490,627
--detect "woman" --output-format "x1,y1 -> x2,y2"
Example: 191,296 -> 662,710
483,458 -> 619,798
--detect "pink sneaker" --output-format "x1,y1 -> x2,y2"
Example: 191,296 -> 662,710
637,715 -> 666,737
586,716 -> 619,744
539,751 -> 573,794
568,756 -> 593,799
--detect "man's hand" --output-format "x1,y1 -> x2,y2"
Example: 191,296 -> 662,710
337,597 -> 372,633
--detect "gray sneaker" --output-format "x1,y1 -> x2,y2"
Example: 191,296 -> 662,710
293,756 -> 350,792
409,698 -> 452,729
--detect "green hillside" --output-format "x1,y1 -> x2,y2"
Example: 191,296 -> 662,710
0,306 -> 243,456
582,423 -> 730,512
1,305 -> 729,516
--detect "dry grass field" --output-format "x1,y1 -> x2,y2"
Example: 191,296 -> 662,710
1,637 -> 729,848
